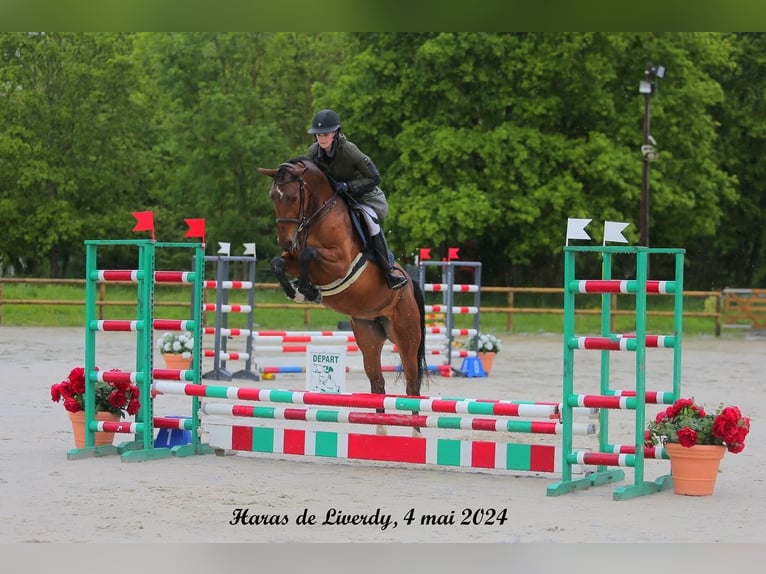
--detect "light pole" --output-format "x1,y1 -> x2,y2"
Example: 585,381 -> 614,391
639,64 -> 664,247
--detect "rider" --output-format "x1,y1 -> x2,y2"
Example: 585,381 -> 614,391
306,109 -> 408,291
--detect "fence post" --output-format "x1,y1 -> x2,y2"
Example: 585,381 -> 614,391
715,292 -> 722,337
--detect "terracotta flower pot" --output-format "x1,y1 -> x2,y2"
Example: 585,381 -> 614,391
478,352 -> 496,376
162,353 -> 192,370
68,410 -> 120,449
665,443 -> 726,496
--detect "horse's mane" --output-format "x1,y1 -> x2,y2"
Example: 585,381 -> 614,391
278,156 -> 329,184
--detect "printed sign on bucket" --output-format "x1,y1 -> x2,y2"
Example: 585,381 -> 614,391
306,345 -> 346,393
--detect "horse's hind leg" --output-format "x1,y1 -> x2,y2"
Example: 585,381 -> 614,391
387,295 -> 426,436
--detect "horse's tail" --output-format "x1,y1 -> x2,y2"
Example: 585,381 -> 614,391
412,279 -> 429,391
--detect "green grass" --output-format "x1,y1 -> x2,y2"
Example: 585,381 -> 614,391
0,281 -> 725,336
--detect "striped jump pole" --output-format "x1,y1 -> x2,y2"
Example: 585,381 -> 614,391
89,318 -> 198,334
153,380 -> 597,419
204,327 -> 477,338
94,269 -> 201,285
204,303 -> 252,314
568,279 -> 676,294
604,389 -> 676,405
567,445 -> 670,467
567,335 -> 676,351
93,416 -> 194,434
199,402 -> 596,435
424,305 -> 479,315
424,283 -> 480,293
603,444 -> 668,459
203,279 -> 254,290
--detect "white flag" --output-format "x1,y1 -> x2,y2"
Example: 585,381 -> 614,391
217,242 -> 231,256
243,243 -> 256,256
604,221 -> 630,244
566,218 -> 592,245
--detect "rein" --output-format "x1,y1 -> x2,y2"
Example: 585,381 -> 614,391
274,169 -> 339,252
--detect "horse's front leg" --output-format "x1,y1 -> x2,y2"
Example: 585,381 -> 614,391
296,247 -> 321,303
270,255 -> 298,300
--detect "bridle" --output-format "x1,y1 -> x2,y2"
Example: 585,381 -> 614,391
273,163 -> 338,252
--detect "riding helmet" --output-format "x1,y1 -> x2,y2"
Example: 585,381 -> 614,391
308,109 -> 341,134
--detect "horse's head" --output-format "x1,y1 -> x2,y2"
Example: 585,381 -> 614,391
256,158 -> 334,252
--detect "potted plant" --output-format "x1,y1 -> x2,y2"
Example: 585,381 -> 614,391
156,331 -> 195,370
469,332 -> 503,375
50,366 -> 140,448
645,397 -> 750,496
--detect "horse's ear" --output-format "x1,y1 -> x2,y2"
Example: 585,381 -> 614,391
256,167 -> 277,178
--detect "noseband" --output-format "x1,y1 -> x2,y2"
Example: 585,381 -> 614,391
273,172 -> 306,226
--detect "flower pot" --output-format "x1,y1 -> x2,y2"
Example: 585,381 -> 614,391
478,352 -> 496,376
162,353 -> 192,370
665,443 -> 726,496
68,411 -> 120,449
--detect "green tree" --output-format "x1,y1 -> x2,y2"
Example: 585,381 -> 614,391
0,32 -> 151,277
708,32 -> 766,288
315,33 -> 737,287
1,32 -> 760,291
133,32 -> 346,271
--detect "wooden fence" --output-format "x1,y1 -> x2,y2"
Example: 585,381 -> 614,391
718,288 -> 766,331
0,277 -> 745,336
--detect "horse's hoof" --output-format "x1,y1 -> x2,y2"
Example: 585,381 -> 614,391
305,289 -> 321,303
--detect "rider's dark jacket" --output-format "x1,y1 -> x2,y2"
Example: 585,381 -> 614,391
307,134 -> 388,221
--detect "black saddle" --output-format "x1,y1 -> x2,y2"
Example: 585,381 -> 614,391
343,197 -> 371,253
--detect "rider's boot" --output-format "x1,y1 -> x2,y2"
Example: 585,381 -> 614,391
370,233 -> 408,290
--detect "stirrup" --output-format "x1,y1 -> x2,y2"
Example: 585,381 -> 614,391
386,273 -> 408,290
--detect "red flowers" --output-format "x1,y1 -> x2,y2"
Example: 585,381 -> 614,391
676,427 -> 698,448
712,406 -> 749,453
646,397 -> 750,454
51,366 -> 140,417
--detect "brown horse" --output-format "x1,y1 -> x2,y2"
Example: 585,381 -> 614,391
256,157 -> 428,407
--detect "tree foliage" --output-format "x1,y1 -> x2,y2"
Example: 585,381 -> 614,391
317,33 -> 739,285
0,32 -> 763,289
0,32 -> 150,276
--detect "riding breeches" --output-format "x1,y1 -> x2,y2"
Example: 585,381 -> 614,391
358,204 -> 381,235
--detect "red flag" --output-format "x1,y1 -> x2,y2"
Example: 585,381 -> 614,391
419,248 -> 431,261
132,211 -> 155,240
447,247 -> 460,260
184,218 -> 206,242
